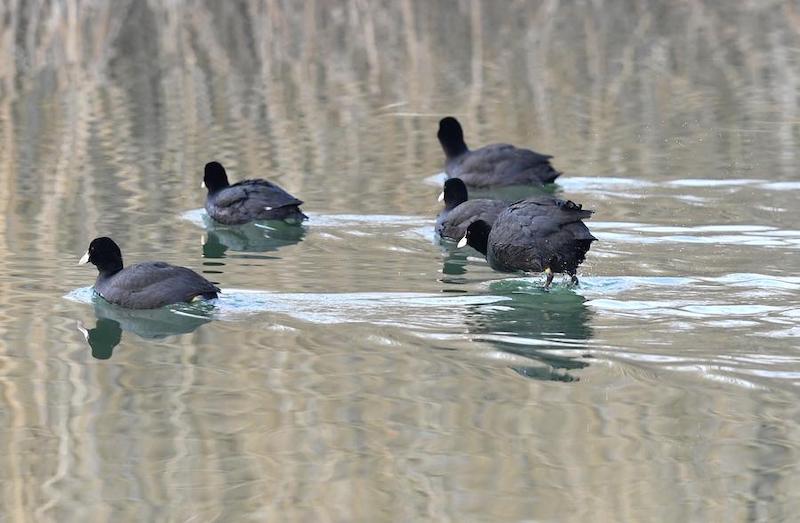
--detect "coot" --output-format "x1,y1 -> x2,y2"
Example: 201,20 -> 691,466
203,161 -> 307,225
437,117 -> 560,188
458,197 -> 596,288
79,237 -> 220,309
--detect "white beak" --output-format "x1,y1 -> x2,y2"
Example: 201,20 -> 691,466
201,181 -> 206,189
78,251 -> 90,265
457,236 -> 468,248
437,191 -> 444,202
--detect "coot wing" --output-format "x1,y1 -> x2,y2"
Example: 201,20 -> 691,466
451,144 -> 558,186
218,179 -> 303,210
505,197 -> 594,230
479,143 -> 553,164
211,184 -> 250,208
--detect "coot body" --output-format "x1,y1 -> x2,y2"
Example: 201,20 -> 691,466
79,237 -> 220,309
203,161 -> 307,225
459,197 -> 595,287
437,117 -> 560,188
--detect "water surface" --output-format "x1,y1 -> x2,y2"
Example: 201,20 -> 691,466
1,1 -> 799,521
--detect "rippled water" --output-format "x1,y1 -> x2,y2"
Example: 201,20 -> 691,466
1,1 -> 799,521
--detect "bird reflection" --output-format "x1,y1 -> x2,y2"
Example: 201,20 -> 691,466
77,298 -> 213,359
78,318 -> 122,359
202,219 -> 306,259
466,282 -> 593,382
440,247 -> 470,277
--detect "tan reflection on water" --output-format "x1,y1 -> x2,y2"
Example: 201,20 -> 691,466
0,0 -> 799,521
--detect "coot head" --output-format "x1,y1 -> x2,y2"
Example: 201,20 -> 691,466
458,220 -> 491,255
79,237 -> 124,274
203,161 -> 231,193
438,178 -> 469,209
437,117 -> 468,158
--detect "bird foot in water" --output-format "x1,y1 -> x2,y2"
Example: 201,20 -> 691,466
543,268 -> 554,290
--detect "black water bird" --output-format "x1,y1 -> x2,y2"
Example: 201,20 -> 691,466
203,161 -> 307,225
437,117 -> 561,188
79,237 -> 220,309
458,197 -> 596,288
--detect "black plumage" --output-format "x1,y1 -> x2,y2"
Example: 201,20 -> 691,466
460,197 -> 596,287
203,161 -> 307,225
437,117 -> 560,188
79,237 -> 220,309
435,178 -> 509,240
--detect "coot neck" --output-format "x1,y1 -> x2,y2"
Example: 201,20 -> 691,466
444,199 -> 462,211
469,234 -> 489,256
442,140 -> 469,159
96,261 -> 124,278
207,181 -> 230,195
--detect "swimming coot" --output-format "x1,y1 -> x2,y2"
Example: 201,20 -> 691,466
79,237 -> 220,309
203,161 -> 307,225
436,178 -> 509,240
458,197 -> 596,288
437,117 -> 561,188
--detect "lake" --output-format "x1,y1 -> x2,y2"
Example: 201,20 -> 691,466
1,1 -> 799,521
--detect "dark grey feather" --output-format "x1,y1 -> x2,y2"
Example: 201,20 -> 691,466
206,179 -> 307,225
95,262 -> 220,309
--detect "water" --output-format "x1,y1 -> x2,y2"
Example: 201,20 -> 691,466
1,1 -> 799,520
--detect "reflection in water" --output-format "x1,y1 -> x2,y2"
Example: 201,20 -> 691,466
78,318 -> 122,360
78,297 -> 213,359
440,246 -> 470,278
2,0 -> 800,519
202,219 -> 306,258
467,282 -> 593,382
